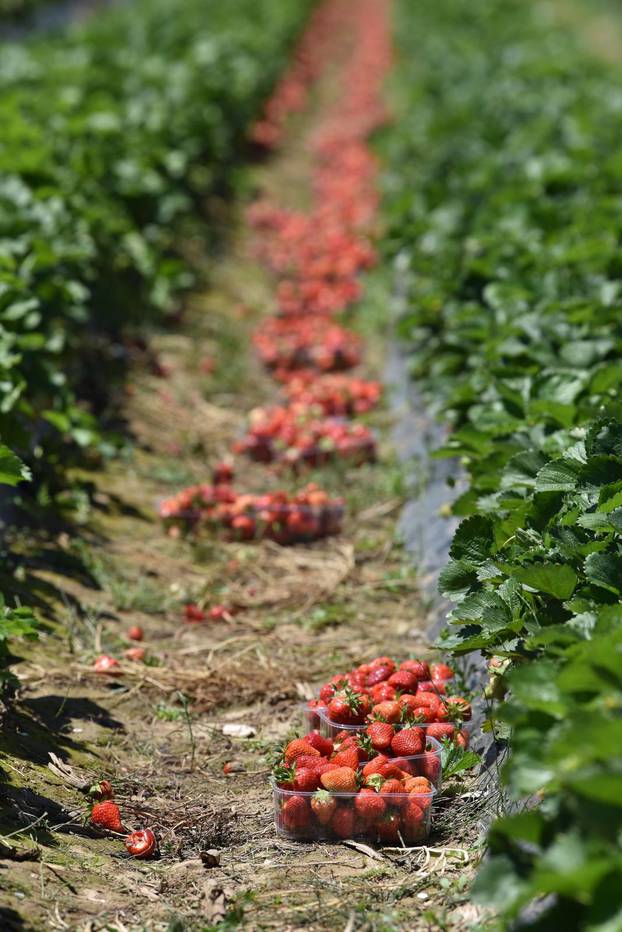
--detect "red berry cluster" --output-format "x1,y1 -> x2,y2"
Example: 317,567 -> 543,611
305,655 -> 472,747
88,780 -> 157,859
159,481 -> 344,545
273,733 -> 435,843
283,373 -> 381,417
234,403 -> 376,470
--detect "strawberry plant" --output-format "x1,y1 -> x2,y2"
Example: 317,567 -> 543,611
387,0 -> 622,925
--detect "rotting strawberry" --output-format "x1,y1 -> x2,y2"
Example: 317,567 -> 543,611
208,605 -> 234,622
125,829 -> 158,859
311,789 -> 337,825
124,647 -> 145,662
91,800 -> 124,832
320,766 -> 358,793
183,603 -> 206,623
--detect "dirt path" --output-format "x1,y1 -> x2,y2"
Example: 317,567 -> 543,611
544,0 -> 622,60
0,4 -> 481,930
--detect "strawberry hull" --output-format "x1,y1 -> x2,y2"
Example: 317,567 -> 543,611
273,784 -> 435,844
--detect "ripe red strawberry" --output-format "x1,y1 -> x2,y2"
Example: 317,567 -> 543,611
376,811 -> 401,843
403,776 -> 432,795
387,670 -> 418,693
127,626 -> 144,642
378,761 -> 406,781
330,747 -> 360,770
304,731 -> 334,757
125,828 -> 157,859
354,788 -> 386,824
402,798 -> 426,843
281,795 -> 311,832
293,767 -> 321,792
284,739 -> 320,765
379,778 -> 404,796
365,664 -> 393,687
366,721 -> 395,752
419,751 -> 441,784
427,723 -> 457,742
456,727 -> 470,749
311,789 -> 336,825
371,656 -> 396,673
327,695 -> 352,724
400,659 -> 430,681
331,805 -> 356,838
93,655 -> 121,675
295,754 -> 326,771
397,693 -> 420,715
431,662 -> 454,681
390,727 -> 425,758
320,766 -> 358,793
370,700 -> 401,724
418,679 -> 446,695
91,800 -> 124,832
183,603 -> 206,623
370,683 -> 397,703
445,697 -> 472,721
362,754 -> 388,779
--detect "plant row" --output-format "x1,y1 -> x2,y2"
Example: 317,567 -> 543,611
385,0 -> 622,925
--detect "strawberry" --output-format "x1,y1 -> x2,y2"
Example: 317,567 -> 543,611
419,751 -> 441,784
379,778 -> 404,796
402,798 -> 426,843
445,697 -> 472,721
304,731 -> 334,757
362,754 -> 388,779
330,747 -> 360,770
397,694 -> 420,715
127,626 -> 144,641
183,603 -> 206,623
125,828 -> 157,859
294,754 -> 326,771
293,767 -> 321,792
378,761 -> 406,781
320,766 -> 358,793
93,655 -> 121,675
212,462 -> 234,485
365,664 -> 393,687
431,662 -> 454,681
311,789 -> 336,825
284,739 -> 320,765
369,683 -> 397,703
327,695 -> 352,724
354,788 -> 386,824
370,700 -> 401,724
376,811 -> 401,844
456,727 -> 470,749
391,757 -> 416,776
330,805 -> 356,839
427,723 -> 457,742
403,776 -> 432,795
418,679 -> 446,695
366,721 -> 395,752
387,670 -> 418,693
400,659 -> 430,681
208,605 -> 233,622
390,727 -> 424,758
281,795 -> 311,832
91,800 -> 124,832
88,780 -> 113,801
124,647 -> 145,662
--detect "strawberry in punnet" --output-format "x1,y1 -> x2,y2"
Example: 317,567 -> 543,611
127,625 -> 144,641
403,776 -> 432,795
284,739 -> 320,766
293,768 -> 322,792
402,798 -> 426,843
281,795 -> 311,832
431,662 -> 454,681
93,655 -> 121,675
370,700 -> 401,724
390,727 -> 425,758
369,682 -> 397,703
362,754 -> 389,780
305,731 -> 334,757
427,723 -> 457,742
91,800 -> 124,832
365,663 -> 393,687
366,721 -> 395,752
400,659 -> 430,681
376,811 -> 401,844
445,696 -> 472,721
295,753 -> 326,772
387,670 -> 418,693
311,789 -> 337,825
125,829 -> 158,859
418,679 -> 446,695
397,693 -> 421,717
320,766 -> 358,793
354,788 -> 386,824
330,746 -> 361,770
377,761 -> 406,781
330,805 -> 356,839
420,750 -> 442,785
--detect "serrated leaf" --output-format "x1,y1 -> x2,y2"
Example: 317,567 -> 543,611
584,551 -> 622,595
449,514 -> 494,565
512,564 -> 577,600
535,459 -> 580,493
0,445 -> 30,486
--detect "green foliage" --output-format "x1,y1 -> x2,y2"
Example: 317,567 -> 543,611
0,0 -> 310,474
0,594 -> 37,688
387,0 -> 622,925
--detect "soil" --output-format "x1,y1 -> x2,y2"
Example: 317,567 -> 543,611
0,20 -> 487,932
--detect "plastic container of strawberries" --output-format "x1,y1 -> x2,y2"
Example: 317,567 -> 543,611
315,706 -> 474,744
273,783 -> 435,844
